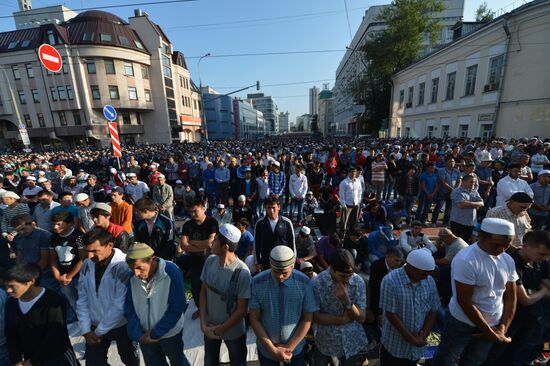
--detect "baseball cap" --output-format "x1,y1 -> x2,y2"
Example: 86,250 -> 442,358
94,202 -> 112,213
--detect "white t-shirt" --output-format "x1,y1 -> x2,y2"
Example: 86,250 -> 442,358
18,288 -> 46,315
268,218 -> 278,232
449,243 -> 518,327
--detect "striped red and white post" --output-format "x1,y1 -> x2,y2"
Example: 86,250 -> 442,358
108,122 -> 122,157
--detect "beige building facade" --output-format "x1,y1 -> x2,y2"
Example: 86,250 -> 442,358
0,8 -> 201,149
390,0 -> 550,139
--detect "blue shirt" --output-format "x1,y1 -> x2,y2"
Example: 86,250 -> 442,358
236,230 -> 254,259
13,228 -> 51,265
380,267 -> 440,361
215,167 -> 230,183
450,187 -> 483,226
268,171 -> 286,196
312,270 -> 368,358
437,167 -> 461,195
419,172 -> 438,195
249,269 -> 316,360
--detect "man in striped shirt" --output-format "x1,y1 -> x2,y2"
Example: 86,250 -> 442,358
372,154 -> 388,201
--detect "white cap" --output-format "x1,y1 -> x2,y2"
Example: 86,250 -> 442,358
74,193 -> 89,202
480,151 -> 493,161
272,161 -> 281,167
110,168 -> 117,174
219,223 -> 241,243
406,248 -> 435,271
127,173 -> 137,178
300,261 -> 313,270
238,195 -> 246,202
94,202 -> 112,213
158,174 -> 165,179
26,176 -> 36,181
538,170 -> 550,176
217,204 -> 225,209
176,179 -> 183,184
2,191 -> 20,200
199,188 -> 205,192
150,164 -> 158,169
37,177 -> 48,184
269,245 -> 296,269
300,226 -> 311,235
480,218 -> 515,236
37,170 -> 46,176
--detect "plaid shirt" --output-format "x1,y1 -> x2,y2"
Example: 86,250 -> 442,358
249,270 -> 316,360
486,204 -> 532,246
268,171 -> 286,196
380,267 -> 440,361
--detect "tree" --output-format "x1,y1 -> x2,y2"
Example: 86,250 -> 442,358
476,2 -> 495,22
348,0 -> 445,134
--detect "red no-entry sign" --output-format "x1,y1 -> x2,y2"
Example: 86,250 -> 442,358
38,44 -> 62,73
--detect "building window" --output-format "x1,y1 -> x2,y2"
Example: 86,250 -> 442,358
25,64 -> 34,78
82,32 -> 94,41
481,124 -> 492,139
441,125 -> 449,137
141,65 -> 149,79
406,86 -> 413,108
91,85 -> 101,100
398,90 -> 404,106
430,77 -> 439,103
427,126 -> 434,138
66,85 -> 74,100
109,86 -> 120,100
24,114 -> 32,128
73,111 -> 82,126
37,113 -> 45,127
12,66 -> 21,80
86,61 -> 96,74
418,82 -> 425,106
118,36 -> 130,46
162,55 -> 172,77
104,59 -> 116,74
404,127 -> 410,138
100,33 -> 112,42
459,124 -> 469,138
8,41 -> 18,49
124,62 -> 134,76
487,55 -> 504,91
61,57 -> 68,74
31,89 -> 40,103
57,86 -> 66,100
464,65 -> 478,96
136,112 -> 142,125
134,40 -> 145,50
144,89 -> 152,102
445,72 -> 456,100
128,87 -> 138,100
18,90 -> 26,104
121,111 -> 131,125
50,87 -> 58,101
46,30 -> 56,45
58,111 -> 67,126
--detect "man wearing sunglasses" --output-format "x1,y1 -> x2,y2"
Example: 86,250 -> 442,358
379,248 -> 439,366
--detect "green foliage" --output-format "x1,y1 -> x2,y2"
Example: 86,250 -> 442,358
348,0 -> 445,133
476,2 -> 495,22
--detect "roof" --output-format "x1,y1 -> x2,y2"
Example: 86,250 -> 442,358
0,10 -> 149,55
319,89 -> 333,99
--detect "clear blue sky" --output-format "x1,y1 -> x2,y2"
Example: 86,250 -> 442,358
0,0 -> 519,123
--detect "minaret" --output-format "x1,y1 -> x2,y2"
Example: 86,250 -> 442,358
18,0 -> 32,11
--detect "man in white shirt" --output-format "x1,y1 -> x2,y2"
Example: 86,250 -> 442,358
124,173 -> 150,204
289,165 -> 308,222
433,218 -> 518,366
339,167 -> 363,236
32,190 -> 60,231
496,163 -> 533,207
399,221 -> 437,254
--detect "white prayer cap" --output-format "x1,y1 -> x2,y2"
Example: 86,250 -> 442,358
480,218 -> 515,236
219,223 -> 241,244
406,248 -> 435,271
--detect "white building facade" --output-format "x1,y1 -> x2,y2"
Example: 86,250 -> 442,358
334,1 -> 464,135
390,0 -> 550,139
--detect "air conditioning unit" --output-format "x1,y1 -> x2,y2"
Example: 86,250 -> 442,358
405,102 -> 413,108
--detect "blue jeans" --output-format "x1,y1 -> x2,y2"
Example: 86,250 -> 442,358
416,194 -> 434,223
204,334 -> 247,366
256,199 -> 265,218
59,278 -> 79,323
140,331 -> 190,366
432,313 -> 494,366
258,349 -> 305,366
289,198 -> 304,221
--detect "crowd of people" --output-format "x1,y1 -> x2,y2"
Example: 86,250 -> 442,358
0,135 -> 549,366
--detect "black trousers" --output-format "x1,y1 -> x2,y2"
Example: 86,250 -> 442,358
450,221 -> 474,242
380,345 -> 418,366
85,325 -> 139,366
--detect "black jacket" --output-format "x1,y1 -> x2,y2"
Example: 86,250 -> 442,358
5,289 -> 75,366
237,178 -> 258,200
134,213 -> 176,260
254,215 -> 296,269
80,183 -> 106,203
396,174 -> 420,196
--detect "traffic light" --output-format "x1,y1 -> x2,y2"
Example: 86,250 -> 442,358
256,80 -> 260,90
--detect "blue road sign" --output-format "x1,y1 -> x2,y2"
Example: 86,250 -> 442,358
103,105 -> 117,122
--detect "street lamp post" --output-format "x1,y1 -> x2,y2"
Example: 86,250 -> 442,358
198,53 -> 211,142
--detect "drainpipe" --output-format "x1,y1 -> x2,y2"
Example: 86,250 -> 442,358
491,17 -> 511,138
388,78 -> 395,138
